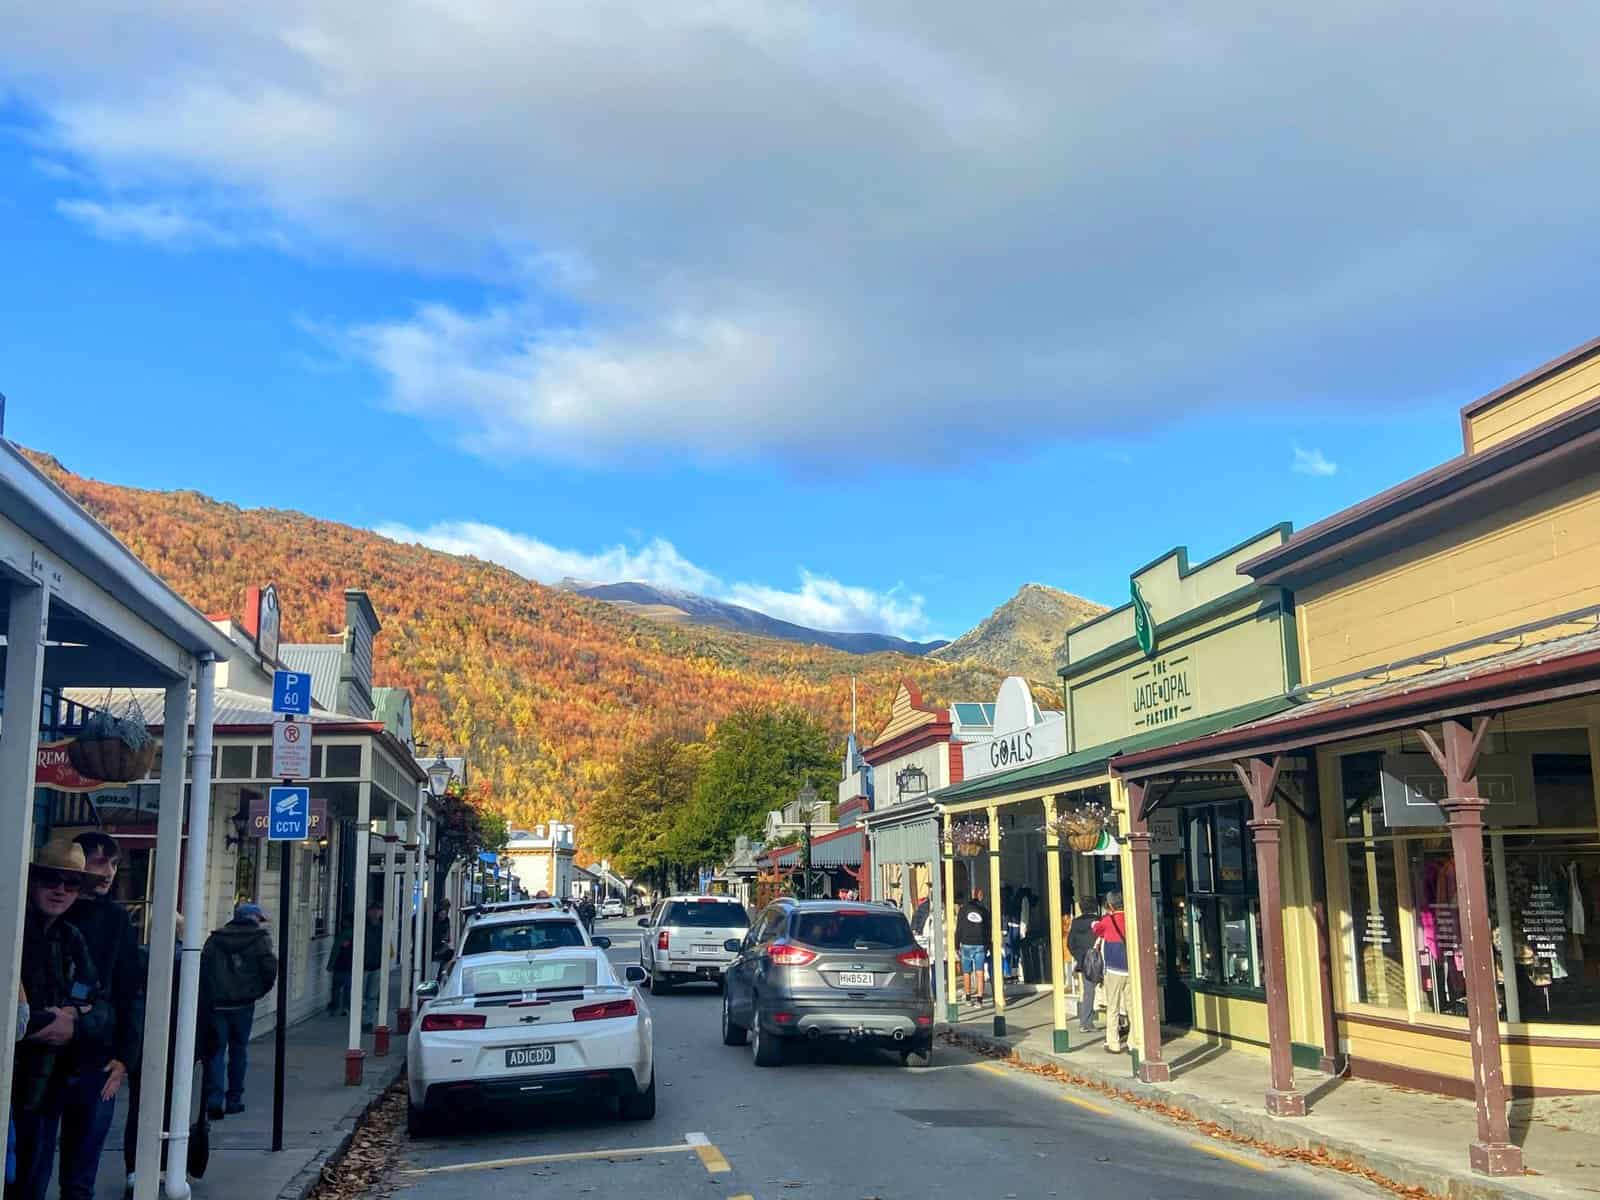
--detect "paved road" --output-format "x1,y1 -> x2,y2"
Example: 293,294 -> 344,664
398,918 -> 1383,1200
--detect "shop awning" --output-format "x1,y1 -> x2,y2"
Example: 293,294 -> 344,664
869,817 -> 938,865
932,695 -> 1295,809
1112,623 -> 1600,782
808,827 -> 861,868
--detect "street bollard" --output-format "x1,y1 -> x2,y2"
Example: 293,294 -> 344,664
397,1007 -> 412,1035
344,1048 -> 365,1086
374,1024 -> 391,1056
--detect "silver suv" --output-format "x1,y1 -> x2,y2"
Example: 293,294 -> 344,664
638,895 -> 750,993
720,899 -> 933,1067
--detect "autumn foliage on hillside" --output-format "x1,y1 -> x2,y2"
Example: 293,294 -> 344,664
29,451 -> 1029,843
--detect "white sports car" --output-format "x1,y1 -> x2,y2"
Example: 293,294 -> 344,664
407,948 -> 655,1136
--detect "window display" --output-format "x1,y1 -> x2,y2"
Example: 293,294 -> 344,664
1181,799 -> 1262,991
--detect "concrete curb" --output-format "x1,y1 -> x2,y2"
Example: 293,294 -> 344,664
942,1027 -> 1559,1200
274,1057 -> 407,1200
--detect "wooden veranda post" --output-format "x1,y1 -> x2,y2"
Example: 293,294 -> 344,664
1124,781 -> 1169,1082
1234,754 -> 1306,1117
1043,794 -> 1070,1051
941,814 -> 960,1022
987,804 -> 1006,1037
1419,716 -> 1523,1177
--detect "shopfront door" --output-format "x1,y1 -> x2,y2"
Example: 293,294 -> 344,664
1158,855 -> 1194,1027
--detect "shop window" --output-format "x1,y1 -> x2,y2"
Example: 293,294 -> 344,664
325,745 -> 361,778
1345,840 -> 1405,1008
1181,800 -> 1262,992
220,745 -> 253,778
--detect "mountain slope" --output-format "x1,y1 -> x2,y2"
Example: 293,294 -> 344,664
932,584 -> 1108,681
26,450 -> 1012,834
563,580 -> 949,656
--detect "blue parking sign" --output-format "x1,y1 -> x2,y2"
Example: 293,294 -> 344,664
272,670 -> 312,715
267,786 -> 310,841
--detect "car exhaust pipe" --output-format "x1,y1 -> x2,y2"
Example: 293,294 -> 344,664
807,1028 -> 822,1040
892,1028 -> 906,1042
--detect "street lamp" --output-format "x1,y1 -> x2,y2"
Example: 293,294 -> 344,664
427,750 -> 453,799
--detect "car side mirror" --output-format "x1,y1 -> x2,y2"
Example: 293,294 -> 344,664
623,964 -> 647,985
723,938 -> 743,953
415,981 -> 439,1009
636,917 -> 649,927
592,936 -> 612,949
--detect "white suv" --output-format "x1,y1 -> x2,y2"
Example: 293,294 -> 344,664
637,895 -> 750,993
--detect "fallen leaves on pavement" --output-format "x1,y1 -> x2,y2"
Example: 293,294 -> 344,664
306,1080 -> 408,1200
940,1031 -> 1441,1199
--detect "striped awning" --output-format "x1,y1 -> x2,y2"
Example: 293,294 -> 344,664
869,818 -> 938,865
810,828 -> 862,868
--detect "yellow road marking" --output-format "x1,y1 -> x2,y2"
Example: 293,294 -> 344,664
1190,1140 -> 1270,1172
728,1194 -> 754,1199
403,1143 -> 693,1175
975,1062 -> 1010,1078
1059,1093 -> 1112,1115
685,1131 -> 732,1175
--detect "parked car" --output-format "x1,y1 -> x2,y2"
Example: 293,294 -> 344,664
638,894 -> 750,993
431,908 -> 610,979
721,898 -> 933,1067
407,948 -> 654,1136
599,898 -> 626,920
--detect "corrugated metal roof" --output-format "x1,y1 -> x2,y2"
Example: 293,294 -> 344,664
73,686 -> 371,729
810,828 -> 863,867
279,643 -> 342,710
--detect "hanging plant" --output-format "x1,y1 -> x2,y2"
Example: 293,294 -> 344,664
1043,800 -> 1112,852
68,696 -> 157,783
943,817 -> 998,857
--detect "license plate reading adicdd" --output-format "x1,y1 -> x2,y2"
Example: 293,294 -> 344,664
837,971 -> 874,987
505,1045 -> 555,1068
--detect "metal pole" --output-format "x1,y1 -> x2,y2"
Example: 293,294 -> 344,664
272,834 -> 291,1150
165,657 -> 216,1200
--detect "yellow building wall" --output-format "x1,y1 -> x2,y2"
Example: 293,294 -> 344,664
1296,466 -> 1600,684
1466,350 -> 1600,453
1341,1018 -> 1600,1095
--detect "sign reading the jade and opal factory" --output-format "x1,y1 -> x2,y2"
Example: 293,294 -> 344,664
1129,654 -> 1197,730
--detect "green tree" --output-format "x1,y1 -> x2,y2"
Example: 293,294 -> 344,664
672,705 -> 835,865
588,732 -> 706,891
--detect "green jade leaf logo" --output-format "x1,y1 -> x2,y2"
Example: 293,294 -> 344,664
1131,580 -> 1157,658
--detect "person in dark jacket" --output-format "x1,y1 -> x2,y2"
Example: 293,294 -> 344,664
955,889 -> 991,1005
360,902 -> 384,1034
9,839 -> 112,1200
122,915 -> 219,1199
325,923 -> 353,1017
200,904 -> 276,1120
59,833 -> 144,1200
1066,897 -> 1101,1034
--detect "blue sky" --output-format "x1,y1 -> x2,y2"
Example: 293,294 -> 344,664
5,5 -> 1599,641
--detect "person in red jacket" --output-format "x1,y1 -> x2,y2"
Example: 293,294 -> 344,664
1092,892 -> 1129,1053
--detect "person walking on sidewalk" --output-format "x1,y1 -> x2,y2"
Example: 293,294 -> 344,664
59,833 -> 144,1200
9,839 -> 111,1200
200,903 -> 276,1120
360,901 -> 384,1033
955,889 -> 991,1006
1093,892 -> 1130,1053
1066,897 -> 1100,1034
325,922 -> 353,1017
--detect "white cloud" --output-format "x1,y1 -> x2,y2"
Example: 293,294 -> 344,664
9,5 -> 1600,463
56,198 -> 241,247
375,520 -> 931,639
1291,446 -> 1338,477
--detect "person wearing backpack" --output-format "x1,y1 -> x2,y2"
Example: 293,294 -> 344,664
200,903 -> 276,1121
1066,897 -> 1101,1034
1092,892 -> 1130,1053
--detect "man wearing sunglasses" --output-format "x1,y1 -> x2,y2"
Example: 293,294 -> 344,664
9,839 -> 111,1200
58,833 -> 144,1200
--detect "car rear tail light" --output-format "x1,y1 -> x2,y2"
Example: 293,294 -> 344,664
773,1012 -> 796,1025
915,1015 -> 933,1026
419,1012 -> 487,1032
573,998 -> 638,1022
768,941 -> 817,966
657,929 -> 670,951
896,948 -> 932,968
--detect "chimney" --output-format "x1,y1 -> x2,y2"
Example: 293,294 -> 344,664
338,588 -> 381,719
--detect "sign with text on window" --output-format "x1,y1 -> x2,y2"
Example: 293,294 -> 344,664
1379,752 -> 1538,827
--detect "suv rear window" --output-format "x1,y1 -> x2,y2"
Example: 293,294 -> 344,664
793,910 -> 911,950
663,900 -> 749,928
462,920 -> 586,955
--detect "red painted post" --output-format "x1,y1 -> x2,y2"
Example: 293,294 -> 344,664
396,1007 -> 412,1035
1239,755 -> 1306,1117
373,1024 -> 391,1057
1124,783 -> 1169,1083
344,1048 -> 365,1086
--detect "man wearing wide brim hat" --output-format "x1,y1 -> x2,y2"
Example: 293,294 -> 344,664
10,840 -> 113,1200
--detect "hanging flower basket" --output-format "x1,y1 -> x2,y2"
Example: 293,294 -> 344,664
68,699 -> 156,783
1043,802 -> 1111,853
943,817 -> 998,857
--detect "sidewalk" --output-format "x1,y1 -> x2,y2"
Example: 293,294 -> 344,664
944,989 -> 1600,1200
90,1006 -> 404,1200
